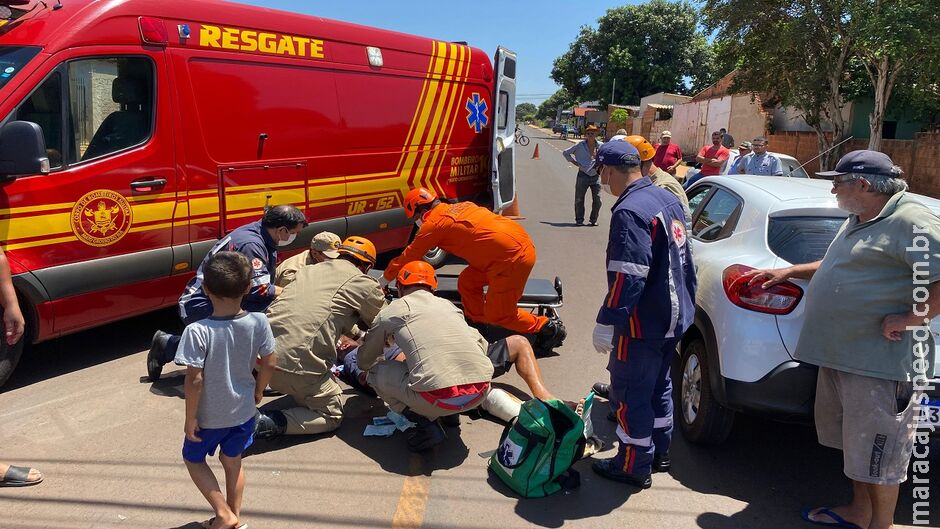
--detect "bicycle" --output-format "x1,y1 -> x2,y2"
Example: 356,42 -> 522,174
514,128 -> 530,146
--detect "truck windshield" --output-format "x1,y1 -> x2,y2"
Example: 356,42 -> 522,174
0,46 -> 40,91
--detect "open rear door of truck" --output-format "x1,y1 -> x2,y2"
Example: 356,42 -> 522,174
490,46 -> 517,212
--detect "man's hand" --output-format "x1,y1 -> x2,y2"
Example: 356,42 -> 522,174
881,312 -> 924,342
743,268 -> 791,289
337,335 -> 359,356
3,304 -> 24,346
184,418 -> 202,442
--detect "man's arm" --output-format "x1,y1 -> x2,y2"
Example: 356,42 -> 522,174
596,211 -> 653,328
669,146 -> 683,171
744,260 -> 823,288
562,142 -> 578,164
0,249 -> 24,345
384,218 -> 447,281
183,366 -> 204,442
357,312 -> 392,371
255,352 -> 276,404
882,281 -> 940,341
241,242 -> 278,308
771,156 -> 784,176
695,146 -> 706,166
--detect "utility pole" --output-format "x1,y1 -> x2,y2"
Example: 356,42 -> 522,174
611,78 -> 616,105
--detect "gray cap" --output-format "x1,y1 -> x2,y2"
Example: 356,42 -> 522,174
311,231 -> 341,258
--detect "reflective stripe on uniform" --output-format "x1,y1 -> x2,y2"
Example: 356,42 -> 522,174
607,260 -> 650,278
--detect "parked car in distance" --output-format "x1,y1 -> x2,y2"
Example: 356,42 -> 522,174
678,175 -> 940,445
683,149 -> 808,189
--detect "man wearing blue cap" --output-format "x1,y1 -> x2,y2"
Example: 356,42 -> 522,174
746,150 -> 940,529
589,140 -> 697,488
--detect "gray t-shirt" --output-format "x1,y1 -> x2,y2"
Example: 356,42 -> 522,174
175,312 -> 275,429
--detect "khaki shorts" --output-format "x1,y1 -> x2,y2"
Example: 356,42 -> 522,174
815,367 -> 918,485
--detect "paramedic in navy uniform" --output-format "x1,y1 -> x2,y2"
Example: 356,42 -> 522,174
589,140 -> 696,488
146,204 -> 307,381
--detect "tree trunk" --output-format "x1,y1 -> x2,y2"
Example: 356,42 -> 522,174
867,56 -> 902,151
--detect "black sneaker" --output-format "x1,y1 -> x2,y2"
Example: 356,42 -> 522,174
592,382 -> 610,399
147,330 -> 170,381
591,458 -> 652,489
406,420 -> 446,452
254,409 -> 287,440
652,453 -> 671,473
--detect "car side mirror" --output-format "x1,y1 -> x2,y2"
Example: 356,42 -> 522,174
0,121 -> 50,180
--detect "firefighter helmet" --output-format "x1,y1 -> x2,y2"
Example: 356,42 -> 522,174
403,187 -> 437,218
396,260 -> 438,290
337,236 -> 377,266
625,135 -> 656,162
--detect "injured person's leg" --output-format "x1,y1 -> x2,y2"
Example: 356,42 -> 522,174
502,335 -> 554,401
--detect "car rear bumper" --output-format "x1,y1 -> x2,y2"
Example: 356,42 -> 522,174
723,360 -> 818,422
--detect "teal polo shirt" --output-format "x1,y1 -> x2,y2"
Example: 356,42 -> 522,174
795,192 -> 940,381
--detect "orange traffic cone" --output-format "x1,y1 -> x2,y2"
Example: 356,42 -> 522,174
532,144 -> 540,160
502,195 -> 524,220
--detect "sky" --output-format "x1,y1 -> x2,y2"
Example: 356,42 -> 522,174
232,1 -> 643,106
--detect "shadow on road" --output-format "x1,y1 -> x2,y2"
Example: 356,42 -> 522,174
4,308 -> 181,392
539,221 -> 594,229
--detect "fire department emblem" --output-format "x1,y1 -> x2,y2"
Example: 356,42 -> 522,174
71,189 -> 133,247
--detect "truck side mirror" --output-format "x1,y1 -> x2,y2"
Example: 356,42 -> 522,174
0,121 -> 50,180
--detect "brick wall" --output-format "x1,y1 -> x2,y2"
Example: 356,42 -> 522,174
768,131 -> 940,198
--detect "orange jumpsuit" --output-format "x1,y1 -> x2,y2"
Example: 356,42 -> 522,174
385,202 -> 547,335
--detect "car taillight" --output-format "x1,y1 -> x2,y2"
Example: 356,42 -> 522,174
722,264 -> 803,315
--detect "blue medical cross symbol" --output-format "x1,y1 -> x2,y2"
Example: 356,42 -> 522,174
466,93 -> 488,133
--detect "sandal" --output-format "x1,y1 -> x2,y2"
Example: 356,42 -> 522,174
201,518 -> 247,529
800,507 -> 863,529
0,465 -> 43,487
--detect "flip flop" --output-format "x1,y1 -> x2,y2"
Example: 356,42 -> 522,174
0,465 -> 43,487
201,518 -> 247,529
800,507 -> 863,529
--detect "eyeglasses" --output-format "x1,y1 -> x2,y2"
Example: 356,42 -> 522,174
832,175 -> 861,188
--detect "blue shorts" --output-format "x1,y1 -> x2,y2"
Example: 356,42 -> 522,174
182,416 -> 256,463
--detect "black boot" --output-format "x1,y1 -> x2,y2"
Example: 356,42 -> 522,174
592,458 -> 652,489
147,330 -> 170,381
535,317 -> 567,350
406,416 -> 446,452
652,453 -> 671,473
254,409 -> 287,440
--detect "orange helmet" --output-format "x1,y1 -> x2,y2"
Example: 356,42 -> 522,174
396,260 -> 438,290
625,135 -> 656,162
337,236 -> 377,266
404,187 -> 437,218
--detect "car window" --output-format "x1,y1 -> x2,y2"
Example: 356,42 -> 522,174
68,56 -> 154,163
781,158 -> 809,178
768,216 -> 846,264
686,184 -> 712,217
14,71 -> 64,169
691,188 -> 742,241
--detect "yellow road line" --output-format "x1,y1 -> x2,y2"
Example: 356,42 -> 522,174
391,455 -> 431,529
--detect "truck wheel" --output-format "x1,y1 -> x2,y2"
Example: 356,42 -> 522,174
423,247 -> 448,268
674,337 -> 735,444
0,337 -> 25,389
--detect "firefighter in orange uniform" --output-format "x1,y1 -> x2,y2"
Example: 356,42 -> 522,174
384,188 -> 566,350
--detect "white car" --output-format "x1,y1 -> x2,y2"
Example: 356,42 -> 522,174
683,150 -> 808,188
678,175 -> 940,444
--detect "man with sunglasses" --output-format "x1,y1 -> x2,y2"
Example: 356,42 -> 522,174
746,150 -> 940,529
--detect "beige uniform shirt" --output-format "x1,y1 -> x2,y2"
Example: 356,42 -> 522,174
358,289 -> 493,392
650,166 -> 690,213
267,258 -> 386,376
274,250 -> 316,288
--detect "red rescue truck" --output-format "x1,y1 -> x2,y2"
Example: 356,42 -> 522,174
0,0 -> 518,386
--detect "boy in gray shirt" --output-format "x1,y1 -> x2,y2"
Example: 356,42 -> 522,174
175,252 -> 276,529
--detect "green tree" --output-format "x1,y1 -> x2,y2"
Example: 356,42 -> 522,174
550,0 -> 715,105
704,0 -> 858,170
850,0 -> 940,149
536,88 -> 577,121
515,102 -> 537,123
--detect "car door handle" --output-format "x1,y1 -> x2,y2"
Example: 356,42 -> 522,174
130,178 -> 167,192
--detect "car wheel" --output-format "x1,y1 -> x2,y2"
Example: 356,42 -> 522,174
423,247 -> 448,268
0,336 -> 25,389
675,337 -> 735,444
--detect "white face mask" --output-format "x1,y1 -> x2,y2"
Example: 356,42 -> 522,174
278,232 -> 297,247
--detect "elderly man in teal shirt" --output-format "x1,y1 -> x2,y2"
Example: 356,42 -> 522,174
747,150 -> 940,529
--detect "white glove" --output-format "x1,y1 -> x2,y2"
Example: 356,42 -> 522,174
592,324 -> 615,354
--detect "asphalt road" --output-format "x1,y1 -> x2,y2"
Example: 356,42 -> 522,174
0,125 -> 935,529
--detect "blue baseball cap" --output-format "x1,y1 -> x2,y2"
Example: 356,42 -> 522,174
592,140 -> 641,170
816,150 -> 901,179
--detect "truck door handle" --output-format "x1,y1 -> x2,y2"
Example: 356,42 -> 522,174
130,178 -> 167,192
